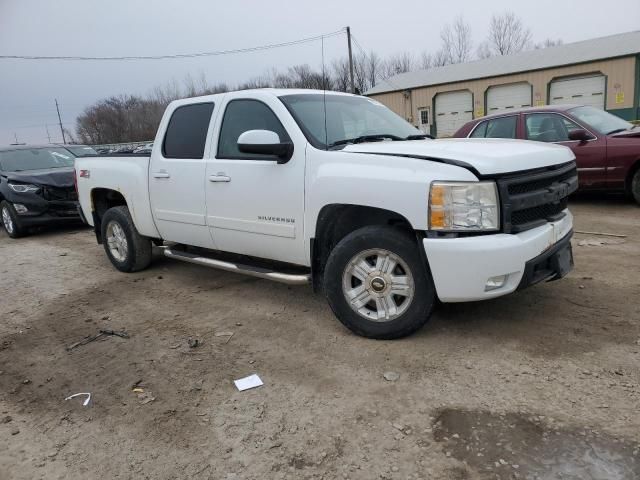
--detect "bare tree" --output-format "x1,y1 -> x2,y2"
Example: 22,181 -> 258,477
485,11 -> 532,56
419,51 -> 433,70
380,52 -> 415,79
476,41 -> 493,59
440,15 -> 472,64
364,51 -> 381,89
432,48 -> 452,67
331,57 -> 351,92
534,38 -> 563,49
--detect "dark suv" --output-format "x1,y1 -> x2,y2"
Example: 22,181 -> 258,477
0,145 -> 82,238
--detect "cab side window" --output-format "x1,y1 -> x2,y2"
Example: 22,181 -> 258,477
469,116 -> 517,139
525,113 -> 581,142
163,103 -> 214,159
217,99 -> 290,159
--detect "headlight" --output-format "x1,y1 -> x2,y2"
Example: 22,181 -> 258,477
8,183 -> 39,193
429,181 -> 500,231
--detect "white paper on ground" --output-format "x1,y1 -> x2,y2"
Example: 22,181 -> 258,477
234,374 -> 263,391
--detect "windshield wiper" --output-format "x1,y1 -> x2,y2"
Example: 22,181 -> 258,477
405,134 -> 433,140
329,134 -> 403,148
606,128 -> 629,135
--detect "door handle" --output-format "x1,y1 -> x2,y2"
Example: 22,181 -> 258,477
208,175 -> 231,183
152,171 -> 170,179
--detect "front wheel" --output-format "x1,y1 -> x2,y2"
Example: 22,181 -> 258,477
1,201 -> 26,238
323,225 -> 436,339
101,206 -> 152,272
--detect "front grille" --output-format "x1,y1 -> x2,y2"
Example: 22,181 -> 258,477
511,197 -> 568,226
497,162 -> 578,233
42,186 -> 78,201
507,167 -> 576,195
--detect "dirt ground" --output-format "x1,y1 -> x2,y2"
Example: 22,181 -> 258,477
1,194 -> 639,480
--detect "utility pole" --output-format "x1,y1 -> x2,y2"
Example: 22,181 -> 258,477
346,26 -> 355,94
45,125 -> 52,143
55,99 -> 66,144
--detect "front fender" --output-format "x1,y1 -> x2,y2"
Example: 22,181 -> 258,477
305,148 -> 478,236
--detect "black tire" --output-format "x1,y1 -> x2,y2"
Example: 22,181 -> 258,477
631,169 -> 640,205
323,225 -> 436,339
1,200 -> 26,238
100,206 -> 152,272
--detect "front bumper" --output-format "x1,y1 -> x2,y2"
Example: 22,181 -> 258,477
423,210 -> 574,302
10,199 -> 81,227
17,210 -> 82,228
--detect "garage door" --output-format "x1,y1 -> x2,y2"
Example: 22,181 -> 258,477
435,90 -> 473,137
549,75 -> 606,109
486,83 -> 531,114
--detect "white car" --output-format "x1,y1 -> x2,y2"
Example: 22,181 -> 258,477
75,89 -> 577,339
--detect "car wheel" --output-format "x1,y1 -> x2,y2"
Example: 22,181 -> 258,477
101,206 -> 152,272
632,169 -> 640,205
323,225 -> 436,339
1,201 -> 26,238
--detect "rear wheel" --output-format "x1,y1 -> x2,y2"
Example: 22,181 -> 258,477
101,206 -> 152,272
1,201 -> 26,238
323,225 -> 436,339
631,169 -> 640,205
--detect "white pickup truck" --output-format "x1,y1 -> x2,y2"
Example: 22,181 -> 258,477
76,89 -> 577,339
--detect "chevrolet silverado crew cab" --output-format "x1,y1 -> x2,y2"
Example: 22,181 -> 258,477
75,89 -> 577,339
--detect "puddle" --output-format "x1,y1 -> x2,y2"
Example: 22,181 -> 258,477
433,409 -> 639,479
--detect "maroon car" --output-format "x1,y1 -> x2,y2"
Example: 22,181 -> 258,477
454,105 -> 640,204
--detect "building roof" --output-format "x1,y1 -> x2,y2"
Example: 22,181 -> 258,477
366,30 -> 640,95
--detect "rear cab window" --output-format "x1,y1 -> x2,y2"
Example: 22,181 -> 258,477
162,103 -> 215,159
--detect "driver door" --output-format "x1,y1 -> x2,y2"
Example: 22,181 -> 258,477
204,96 -> 307,265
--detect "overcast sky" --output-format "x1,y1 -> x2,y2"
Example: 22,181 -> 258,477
1,0 -> 639,145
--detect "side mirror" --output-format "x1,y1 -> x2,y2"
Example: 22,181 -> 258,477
237,130 -> 293,163
568,129 -> 593,142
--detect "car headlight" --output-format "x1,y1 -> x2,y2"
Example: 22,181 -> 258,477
429,181 -> 500,231
8,183 -> 40,193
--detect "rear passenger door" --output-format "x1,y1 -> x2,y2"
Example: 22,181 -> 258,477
149,102 -> 217,248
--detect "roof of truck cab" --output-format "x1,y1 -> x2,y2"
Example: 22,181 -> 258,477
173,88 -> 359,104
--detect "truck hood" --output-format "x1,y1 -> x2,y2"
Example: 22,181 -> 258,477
3,167 -> 75,187
343,138 -> 575,176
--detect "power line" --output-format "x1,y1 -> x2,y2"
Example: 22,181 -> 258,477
0,29 -> 346,61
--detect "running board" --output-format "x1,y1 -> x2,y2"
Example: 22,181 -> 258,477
162,247 -> 311,285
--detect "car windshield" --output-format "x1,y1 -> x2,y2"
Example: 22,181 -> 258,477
65,145 -> 98,157
279,94 -> 421,149
0,147 -> 75,172
569,106 -> 633,134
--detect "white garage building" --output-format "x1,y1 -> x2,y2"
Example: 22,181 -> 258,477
366,31 -> 640,137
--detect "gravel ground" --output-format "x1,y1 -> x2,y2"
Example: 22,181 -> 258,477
0,194 -> 639,480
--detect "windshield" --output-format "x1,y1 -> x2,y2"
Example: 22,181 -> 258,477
569,106 -> 632,134
280,94 -> 421,149
0,147 -> 75,172
65,145 -> 98,157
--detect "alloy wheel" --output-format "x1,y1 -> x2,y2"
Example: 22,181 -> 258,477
341,248 -> 415,322
106,220 -> 129,262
